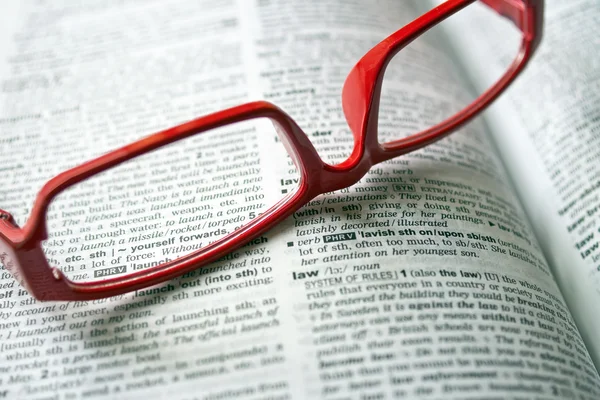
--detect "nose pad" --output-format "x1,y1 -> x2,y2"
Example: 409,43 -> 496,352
0,209 -> 18,228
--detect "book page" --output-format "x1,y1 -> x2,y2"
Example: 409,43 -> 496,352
438,0 -> 600,367
1,0 -> 599,399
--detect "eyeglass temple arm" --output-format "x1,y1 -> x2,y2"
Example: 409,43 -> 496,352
480,0 -> 526,31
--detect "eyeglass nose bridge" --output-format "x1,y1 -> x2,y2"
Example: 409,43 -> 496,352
319,141 -> 392,195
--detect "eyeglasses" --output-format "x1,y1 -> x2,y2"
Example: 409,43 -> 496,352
0,0 -> 543,301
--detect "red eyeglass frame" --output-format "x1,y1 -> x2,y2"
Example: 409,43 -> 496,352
0,0 -> 543,301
